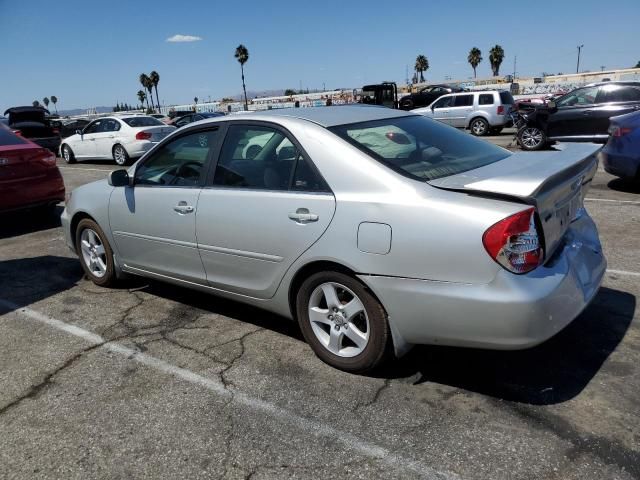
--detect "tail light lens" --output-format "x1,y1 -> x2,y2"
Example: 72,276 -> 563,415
52,128 -> 60,135
483,208 -> 543,274
497,105 -> 505,115
135,131 -> 152,140
12,129 -> 22,136
608,125 -> 633,137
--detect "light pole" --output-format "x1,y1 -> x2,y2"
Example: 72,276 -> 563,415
576,44 -> 584,73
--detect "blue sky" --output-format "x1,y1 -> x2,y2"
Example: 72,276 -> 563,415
1,0 -> 639,112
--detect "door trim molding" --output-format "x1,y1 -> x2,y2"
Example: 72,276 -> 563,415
197,243 -> 283,263
113,230 -> 198,249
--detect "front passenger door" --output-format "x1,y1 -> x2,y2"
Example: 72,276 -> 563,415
548,86 -> 600,138
74,119 -> 102,158
429,96 -> 454,124
108,128 -> 221,282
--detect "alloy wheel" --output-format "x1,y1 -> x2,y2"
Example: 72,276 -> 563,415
63,146 -> 71,162
80,228 -> 107,278
114,146 -> 127,165
471,119 -> 487,135
308,282 -> 370,358
520,128 -> 544,148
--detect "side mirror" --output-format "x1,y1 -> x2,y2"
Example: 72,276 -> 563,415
431,105 -> 435,111
75,129 -> 82,135
547,101 -> 557,110
108,169 -> 131,187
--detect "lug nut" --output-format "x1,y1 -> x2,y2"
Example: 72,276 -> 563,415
328,315 -> 333,320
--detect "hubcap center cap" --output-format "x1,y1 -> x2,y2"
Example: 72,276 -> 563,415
333,312 -> 346,327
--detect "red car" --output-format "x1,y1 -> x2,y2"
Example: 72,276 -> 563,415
0,126 -> 65,214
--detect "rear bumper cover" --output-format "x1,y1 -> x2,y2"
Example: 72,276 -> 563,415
600,151 -> 640,178
359,213 -> 606,351
0,169 -> 65,213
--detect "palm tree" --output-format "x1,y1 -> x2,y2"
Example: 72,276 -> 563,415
50,95 -> 58,113
415,55 -> 429,83
234,44 -> 249,110
32,100 -> 40,107
467,48 -> 482,78
43,97 -> 50,111
137,90 -> 148,110
489,45 -> 505,77
139,73 -> 155,111
150,71 -> 161,111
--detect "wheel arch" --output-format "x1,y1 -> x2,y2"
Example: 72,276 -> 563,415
467,114 -> 490,129
69,211 -> 97,250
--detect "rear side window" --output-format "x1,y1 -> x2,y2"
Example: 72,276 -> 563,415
454,95 -> 474,107
0,127 -> 28,145
499,91 -> 514,104
123,117 -> 163,127
329,116 -> 511,181
479,94 -> 494,105
600,86 -> 640,103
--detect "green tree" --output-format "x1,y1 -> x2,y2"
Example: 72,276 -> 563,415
467,48 -> 482,78
139,73 -> 154,111
42,97 -> 50,111
33,100 -> 40,107
150,71 -> 161,111
635,60 -> 640,68
50,95 -> 58,113
415,55 -> 429,83
284,89 -> 297,96
489,45 -> 505,76
235,44 -> 250,110
137,90 -> 148,110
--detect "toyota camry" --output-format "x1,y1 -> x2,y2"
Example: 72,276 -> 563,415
61,106 -> 606,372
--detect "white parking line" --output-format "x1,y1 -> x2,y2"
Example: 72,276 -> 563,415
0,300 -> 458,480
58,166 -> 112,173
585,197 -> 640,205
607,269 -> 640,278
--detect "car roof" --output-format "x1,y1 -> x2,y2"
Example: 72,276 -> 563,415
232,105 -> 415,127
583,81 -> 640,87
4,106 -> 50,115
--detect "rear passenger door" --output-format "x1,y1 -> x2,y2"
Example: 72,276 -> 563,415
448,94 -> 475,127
196,122 -> 336,299
592,85 -> 640,138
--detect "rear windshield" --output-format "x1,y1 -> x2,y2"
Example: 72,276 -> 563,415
8,111 -> 47,124
329,116 -> 510,181
499,91 -> 514,104
122,116 -> 163,127
0,127 -> 28,145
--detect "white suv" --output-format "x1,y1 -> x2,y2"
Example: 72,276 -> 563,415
415,90 -> 514,136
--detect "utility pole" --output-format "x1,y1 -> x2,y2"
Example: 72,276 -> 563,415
405,65 -> 409,86
576,44 -> 584,73
600,66 -> 605,72
513,55 -> 517,80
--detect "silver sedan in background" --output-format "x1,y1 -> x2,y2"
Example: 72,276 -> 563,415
61,106 -> 606,372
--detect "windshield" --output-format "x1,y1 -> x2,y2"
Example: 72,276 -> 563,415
329,115 -> 510,181
122,116 -> 163,127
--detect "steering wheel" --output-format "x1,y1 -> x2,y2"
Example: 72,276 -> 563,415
175,161 -> 202,180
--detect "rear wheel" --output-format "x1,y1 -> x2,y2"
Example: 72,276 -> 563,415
75,218 -> 116,287
400,99 -> 414,110
62,144 -> 76,164
112,145 -> 130,166
470,118 -> 489,136
296,271 -> 391,373
518,126 -> 547,151
489,126 -> 504,135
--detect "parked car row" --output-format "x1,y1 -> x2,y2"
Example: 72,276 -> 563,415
3,106 -> 61,153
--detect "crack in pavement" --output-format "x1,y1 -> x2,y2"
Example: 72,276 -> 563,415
353,378 -> 392,412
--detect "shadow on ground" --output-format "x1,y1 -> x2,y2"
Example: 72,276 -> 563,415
382,286 -> 636,405
0,206 -> 63,240
607,177 -> 640,194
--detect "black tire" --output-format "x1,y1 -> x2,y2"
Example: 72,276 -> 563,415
75,218 -> 116,287
62,144 -> 76,164
296,271 -> 391,373
489,126 -> 504,135
400,99 -> 414,110
517,126 -> 547,151
469,117 -> 489,136
112,144 -> 130,166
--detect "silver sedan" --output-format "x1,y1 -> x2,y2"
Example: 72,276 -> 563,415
61,106 -> 606,372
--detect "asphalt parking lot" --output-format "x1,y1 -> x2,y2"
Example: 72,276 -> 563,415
1,141 -> 639,479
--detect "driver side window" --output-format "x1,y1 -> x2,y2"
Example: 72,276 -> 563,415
557,86 -> 600,107
433,96 -> 453,108
135,129 -> 219,187
84,120 -> 102,134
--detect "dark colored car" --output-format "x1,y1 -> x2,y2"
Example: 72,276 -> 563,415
600,110 -> 640,181
50,118 -> 91,139
0,125 -> 65,214
173,112 -> 224,128
517,82 -> 640,150
3,106 -> 61,153
399,84 -> 465,110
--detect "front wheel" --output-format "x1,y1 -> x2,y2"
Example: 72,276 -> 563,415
62,144 -> 76,164
518,126 -> 547,151
75,218 -> 116,287
470,118 -> 489,136
112,145 -> 130,166
296,271 -> 391,373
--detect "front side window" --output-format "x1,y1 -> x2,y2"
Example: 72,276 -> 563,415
83,120 -> 102,134
556,86 -> 599,107
454,95 -> 474,107
433,96 -> 453,109
135,129 -> 219,186
329,115 -> 510,181
212,124 -> 328,192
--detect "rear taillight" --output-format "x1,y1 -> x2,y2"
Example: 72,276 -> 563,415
12,129 -> 22,136
135,131 -> 152,140
482,208 -> 543,274
497,105 -> 505,115
608,125 -> 633,137
52,128 -> 60,135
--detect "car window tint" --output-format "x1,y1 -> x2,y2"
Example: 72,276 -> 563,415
499,91 -> 514,104
135,129 -> 218,187
0,126 -> 28,145
600,85 -> 640,103
123,116 -> 163,127
84,120 -> 102,134
213,125 -> 297,190
479,94 -> 494,105
291,154 -> 330,192
454,95 -> 474,107
557,86 -> 599,107
433,96 -> 453,108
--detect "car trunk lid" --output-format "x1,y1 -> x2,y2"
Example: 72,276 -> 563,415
0,144 -> 57,183
427,143 -> 601,260
132,126 -> 175,142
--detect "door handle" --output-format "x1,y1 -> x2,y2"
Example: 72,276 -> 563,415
288,208 -> 319,224
582,110 -> 593,115
174,201 -> 194,214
